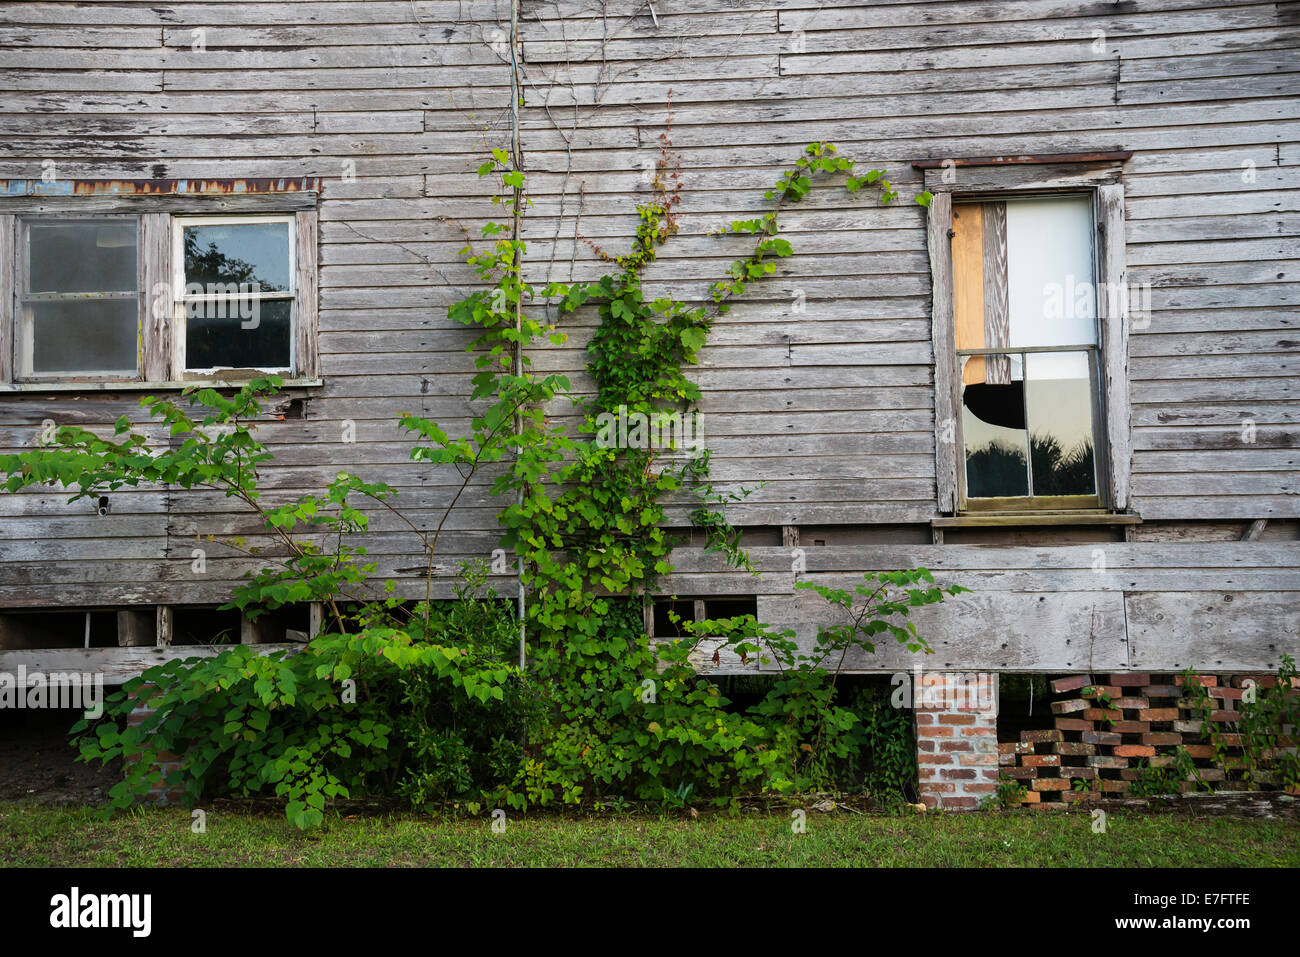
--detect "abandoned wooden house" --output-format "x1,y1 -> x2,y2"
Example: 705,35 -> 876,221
0,1 -> 1296,808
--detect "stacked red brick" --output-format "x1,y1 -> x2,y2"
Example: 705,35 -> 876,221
998,673 -> 1294,806
916,673 -> 999,810
125,689 -> 186,805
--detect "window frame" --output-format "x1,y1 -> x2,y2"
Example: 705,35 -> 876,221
922,160 -> 1133,517
172,213 -> 298,377
14,214 -> 144,384
950,193 -> 1107,512
0,185 -> 320,392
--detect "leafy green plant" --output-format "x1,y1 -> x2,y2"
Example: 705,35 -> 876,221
1245,655 -> 1300,790
991,776 -> 1027,808
659,782 -> 696,812
1182,656 -> 1300,789
1070,775 -> 1100,799
1129,758 -> 1183,799
1126,748 -> 1202,799
1172,745 -> 1204,792
0,376 -> 402,637
1082,685 -> 1117,727
445,129 -> 942,810
71,592 -> 521,828
841,685 -> 917,803
647,570 -> 962,796
1082,686 -> 1112,709
4,117 -> 951,825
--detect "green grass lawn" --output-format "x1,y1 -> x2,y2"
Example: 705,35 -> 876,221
3,801 -> 1297,867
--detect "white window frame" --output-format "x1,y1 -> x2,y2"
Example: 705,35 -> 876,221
922,160 -> 1133,516
14,214 -> 143,383
0,192 -> 319,391
172,213 -> 297,377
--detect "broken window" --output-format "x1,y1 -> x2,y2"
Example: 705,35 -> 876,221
952,195 -> 1103,505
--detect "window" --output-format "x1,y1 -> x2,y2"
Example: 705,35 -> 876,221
18,217 -> 140,380
0,180 -> 320,388
952,195 -> 1104,507
175,216 -> 295,374
921,157 -> 1133,516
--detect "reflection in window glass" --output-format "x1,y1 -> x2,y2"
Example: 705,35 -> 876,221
31,299 -> 138,373
962,354 -> 1028,498
183,222 -> 290,292
23,218 -> 139,377
963,351 -> 1099,499
180,218 -> 294,371
29,221 -> 137,294
1025,352 -> 1097,496
187,300 -> 291,370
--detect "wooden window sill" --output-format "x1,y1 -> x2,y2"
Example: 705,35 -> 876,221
0,377 -> 322,394
933,512 -> 1142,528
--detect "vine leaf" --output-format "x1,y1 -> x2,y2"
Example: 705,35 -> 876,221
679,327 -> 707,353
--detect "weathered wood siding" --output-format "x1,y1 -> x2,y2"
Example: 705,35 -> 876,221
516,0 -> 1299,525
0,1 -> 1295,673
0,1 -> 521,608
668,543 -> 1298,674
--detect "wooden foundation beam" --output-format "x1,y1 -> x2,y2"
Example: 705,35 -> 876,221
0,614 -> 46,650
1242,519 -> 1268,541
0,644 -> 298,685
116,609 -> 155,647
156,605 -> 174,647
240,613 -> 283,645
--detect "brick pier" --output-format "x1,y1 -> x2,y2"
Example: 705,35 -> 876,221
916,672 -> 999,810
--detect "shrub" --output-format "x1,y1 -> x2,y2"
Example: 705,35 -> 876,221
73,567 -> 525,828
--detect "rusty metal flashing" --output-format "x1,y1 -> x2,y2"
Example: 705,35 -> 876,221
912,152 -> 1132,169
0,177 -> 321,197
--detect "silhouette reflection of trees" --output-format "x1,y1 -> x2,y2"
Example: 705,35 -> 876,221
966,435 -> 1095,498
183,230 -> 286,291
182,230 -> 291,370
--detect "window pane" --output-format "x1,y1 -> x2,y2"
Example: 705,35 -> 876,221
186,299 -> 291,370
28,221 -> 137,294
1006,196 -> 1096,349
31,299 -> 138,374
1026,351 -> 1097,496
962,353 -> 1028,498
183,222 -> 290,293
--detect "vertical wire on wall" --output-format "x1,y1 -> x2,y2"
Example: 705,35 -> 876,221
509,0 -> 526,670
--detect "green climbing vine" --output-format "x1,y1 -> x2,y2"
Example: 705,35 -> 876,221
419,120 -> 947,807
